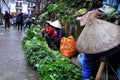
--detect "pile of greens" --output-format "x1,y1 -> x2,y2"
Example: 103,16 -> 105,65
22,26 -> 82,80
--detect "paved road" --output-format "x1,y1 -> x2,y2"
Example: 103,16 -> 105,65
0,26 -> 39,80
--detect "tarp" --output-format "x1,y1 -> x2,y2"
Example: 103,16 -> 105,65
23,14 -> 30,18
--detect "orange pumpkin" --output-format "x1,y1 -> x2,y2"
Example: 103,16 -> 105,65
60,36 -> 76,58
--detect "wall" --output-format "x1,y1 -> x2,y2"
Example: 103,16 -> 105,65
1,0 -> 10,14
9,0 -> 35,16
0,0 -> 10,23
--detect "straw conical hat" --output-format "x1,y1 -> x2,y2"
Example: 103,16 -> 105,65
76,18 -> 120,54
49,20 -> 62,29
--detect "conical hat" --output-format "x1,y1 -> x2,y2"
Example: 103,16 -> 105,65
32,17 -> 35,19
76,18 -> 120,54
49,20 -> 62,29
46,21 -> 52,24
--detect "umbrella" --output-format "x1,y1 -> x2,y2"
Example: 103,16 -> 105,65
76,18 -> 120,54
23,14 -> 29,18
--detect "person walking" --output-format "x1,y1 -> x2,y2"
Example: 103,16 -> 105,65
23,16 -> 33,31
16,13 -> 23,31
4,11 -> 10,30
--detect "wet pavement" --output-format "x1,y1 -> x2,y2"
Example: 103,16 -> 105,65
0,26 -> 39,80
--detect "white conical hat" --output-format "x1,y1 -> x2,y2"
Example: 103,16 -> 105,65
46,21 -> 52,24
32,17 -> 35,19
49,20 -> 62,29
76,18 -> 120,54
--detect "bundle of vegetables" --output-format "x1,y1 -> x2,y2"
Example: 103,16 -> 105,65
24,35 -> 46,50
25,43 -> 51,66
36,52 -> 82,80
22,27 -> 82,80
21,26 -> 42,47
25,41 -> 82,80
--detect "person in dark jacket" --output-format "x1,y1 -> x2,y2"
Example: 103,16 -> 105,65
16,13 -> 23,31
4,11 -> 10,29
53,26 -> 65,49
49,20 -> 65,50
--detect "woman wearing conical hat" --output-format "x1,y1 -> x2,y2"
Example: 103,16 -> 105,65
76,18 -> 120,80
49,20 -> 65,50
40,21 -> 53,36
40,20 -> 65,50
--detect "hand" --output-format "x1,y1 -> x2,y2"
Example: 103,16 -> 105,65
76,17 -> 81,20
39,33 -> 42,36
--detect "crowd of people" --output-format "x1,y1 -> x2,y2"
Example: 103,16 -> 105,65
3,11 -> 35,31
3,11 -> 65,51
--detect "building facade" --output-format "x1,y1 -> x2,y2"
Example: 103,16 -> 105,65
1,0 -> 10,14
32,0 -> 56,18
26,0 -> 57,17
9,0 -> 35,16
0,0 -> 10,23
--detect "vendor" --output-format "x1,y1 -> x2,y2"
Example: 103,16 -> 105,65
76,18 -> 120,80
49,20 -> 65,50
40,20 -> 65,50
40,21 -> 54,37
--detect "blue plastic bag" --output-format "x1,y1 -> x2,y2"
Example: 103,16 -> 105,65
77,53 -> 84,66
102,0 -> 119,8
117,4 -> 120,13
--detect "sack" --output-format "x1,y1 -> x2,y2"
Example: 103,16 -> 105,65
60,36 -> 76,58
79,10 -> 99,26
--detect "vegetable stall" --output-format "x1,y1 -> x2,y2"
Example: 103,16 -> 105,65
21,26 -> 82,80
22,0 -> 120,79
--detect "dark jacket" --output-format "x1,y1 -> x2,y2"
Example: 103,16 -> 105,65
4,12 -> 10,22
16,13 -> 23,23
53,29 -> 65,48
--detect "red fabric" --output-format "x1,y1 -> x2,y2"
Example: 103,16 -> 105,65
53,30 -> 58,40
46,26 -> 54,38
41,25 -> 54,38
